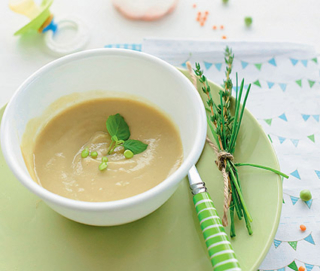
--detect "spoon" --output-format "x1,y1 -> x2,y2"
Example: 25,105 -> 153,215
188,165 -> 241,271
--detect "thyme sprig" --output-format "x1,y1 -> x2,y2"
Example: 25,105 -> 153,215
192,47 -> 288,237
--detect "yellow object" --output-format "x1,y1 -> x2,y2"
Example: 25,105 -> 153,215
9,0 -> 41,19
9,0 -> 53,35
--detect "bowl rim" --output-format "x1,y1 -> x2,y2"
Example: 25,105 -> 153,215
0,48 -> 207,211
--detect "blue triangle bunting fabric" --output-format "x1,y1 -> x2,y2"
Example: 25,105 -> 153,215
305,263 -> 314,271
267,81 -> 275,89
277,268 -> 285,271
290,196 -> 299,205
181,62 -> 187,68
279,113 -> 288,121
279,83 -> 287,91
305,199 -> 313,209
232,86 -> 237,93
214,63 -> 222,71
131,44 -> 141,51
268,58 -> 277,66
279,136 -> 286,144
204,61 -> 213,70
274,239 -> 282,248
312,115 -> 319,122
291,139 -> 299,147
290,58 -> 299,65
104,43 -> 141,51
302,114 -> 310,121
301,59 -> 308,67
315,170 -> 320,179
290,170 -> 301,180
304,234 -> 315,245
241,61 -> 249,69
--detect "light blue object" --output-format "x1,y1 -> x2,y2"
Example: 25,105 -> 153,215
301,59 -> 308,67
290,139 -> 299,147
274,239 -> 282,248
180,62 -> 187,68
278,136 -> 286,144
290,58 -> 298,65
42,18 -> 57,33
278,113 -> 287,121
305,199 -> 313,209
302,114 -> 310,121
268,58 -> 277,66
104,43 -> 142,51
290,196 -> 299,205
203,61 -> 213,70
241,61 -> 249,69
279,83 -> 287,91
305,263 -> 314,271
304,234 -> 315,245
214,63 -> 222,71
267,81 -> 274,89
290,169 -> 301,180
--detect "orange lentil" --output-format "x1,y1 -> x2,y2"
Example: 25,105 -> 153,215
220,25 -> 224,30
202,16 -> 207,22
196,16 -> 201,21
222,35 -> 227,39
300,224 -> 306,231
200,21 -> 205,26
193,4 -> 197,8
212,25 -> 217,30
205,11 -> 209,15
198,11 -> 201,16
299,266 -> 305,271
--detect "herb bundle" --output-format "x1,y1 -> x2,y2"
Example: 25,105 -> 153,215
188,47 -> 288,237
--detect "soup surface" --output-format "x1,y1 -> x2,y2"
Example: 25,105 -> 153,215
25,98 -> 183,202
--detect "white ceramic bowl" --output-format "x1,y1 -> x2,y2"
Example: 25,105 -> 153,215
1,49 -> 206,226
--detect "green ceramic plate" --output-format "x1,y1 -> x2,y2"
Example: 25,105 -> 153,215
0,73 -> 282,271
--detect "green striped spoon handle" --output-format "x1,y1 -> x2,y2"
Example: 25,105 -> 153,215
188,165 -> 241,271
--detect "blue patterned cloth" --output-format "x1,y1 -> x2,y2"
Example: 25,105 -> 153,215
106,40 -> 320,271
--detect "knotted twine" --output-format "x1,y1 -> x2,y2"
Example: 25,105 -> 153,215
187,61 -> 233,227
205,136 -> 233,226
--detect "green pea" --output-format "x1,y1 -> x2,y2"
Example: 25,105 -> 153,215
102,156 -> 108,163
300,189 -> 312,201
81,148 -> 89,158
91,151 -> 98,158
124,150 -> 134,159
244,16 -> 253,27
99,162 -> 108,171
222,0 -> 229,3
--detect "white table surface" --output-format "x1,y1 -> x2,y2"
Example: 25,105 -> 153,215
1,0 -> 320,109
1,1 -> 320,269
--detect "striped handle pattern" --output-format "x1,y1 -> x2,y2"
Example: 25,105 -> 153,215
194,192 -> 241,271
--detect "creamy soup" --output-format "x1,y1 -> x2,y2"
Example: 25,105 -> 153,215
23,98 -> 183,202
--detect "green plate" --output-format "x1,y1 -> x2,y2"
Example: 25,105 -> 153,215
0,73 -> 282,271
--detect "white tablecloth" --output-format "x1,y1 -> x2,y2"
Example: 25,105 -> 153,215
1,0 -> 320,108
